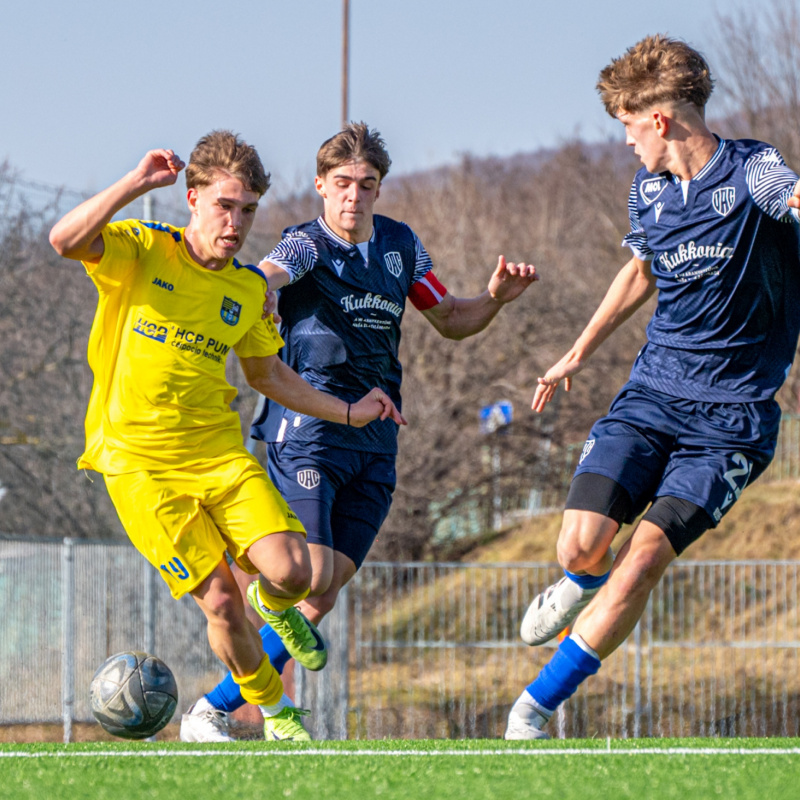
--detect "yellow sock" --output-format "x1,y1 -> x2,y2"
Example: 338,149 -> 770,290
257,581 -> 310,613
232,654 -> 283,706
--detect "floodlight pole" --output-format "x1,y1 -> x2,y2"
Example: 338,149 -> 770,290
341,0 -> 350,130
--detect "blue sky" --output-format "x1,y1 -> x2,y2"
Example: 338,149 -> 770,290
3,1 -> 728,196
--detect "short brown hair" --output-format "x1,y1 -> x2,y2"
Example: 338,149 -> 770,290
185,130 -> 270,196
316,122 -> 392,180
597,34 -> 714,117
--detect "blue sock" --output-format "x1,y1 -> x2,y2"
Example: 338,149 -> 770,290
205,624 -> 291,713
564,569 -> 609,590
525,634 -> 602,713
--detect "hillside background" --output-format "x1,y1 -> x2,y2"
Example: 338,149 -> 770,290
1,3 -> 799,560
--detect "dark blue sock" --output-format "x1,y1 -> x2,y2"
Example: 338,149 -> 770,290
525,635 -> 602,712
564,569 -> 609,590
205,624 -> 291,712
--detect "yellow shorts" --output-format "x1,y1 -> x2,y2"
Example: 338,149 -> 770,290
105,450 -> 305,599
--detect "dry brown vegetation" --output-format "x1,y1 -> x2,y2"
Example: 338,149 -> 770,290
468,479 -> 800,564
2,3 -> 799,559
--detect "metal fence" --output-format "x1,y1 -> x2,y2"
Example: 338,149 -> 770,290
1,540 -> 798,741
432,414 -> 800,543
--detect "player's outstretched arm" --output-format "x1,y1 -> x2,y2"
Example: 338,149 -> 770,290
240,355 -> 407,427
532,255 -> 656,412
421,255 -> 538,340
49,149 -> 185,263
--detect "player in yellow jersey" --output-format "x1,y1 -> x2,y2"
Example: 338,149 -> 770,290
49,130 -> 405,741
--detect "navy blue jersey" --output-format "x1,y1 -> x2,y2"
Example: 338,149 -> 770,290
251,215 -> 445,454
623,138 -> 800,402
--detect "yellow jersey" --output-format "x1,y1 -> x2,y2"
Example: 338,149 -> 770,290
80,219 -> 282,474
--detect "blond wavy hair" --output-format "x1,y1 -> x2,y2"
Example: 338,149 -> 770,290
597,34 -> 714,116
185,130 -> 270,196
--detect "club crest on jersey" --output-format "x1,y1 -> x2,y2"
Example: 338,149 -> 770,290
384,251 -> 403,278
712,187 -> 736,218
220,297 -> 242,326
640,177 -> 667,205
579,438 -> 596,465
296,469 -> 321,490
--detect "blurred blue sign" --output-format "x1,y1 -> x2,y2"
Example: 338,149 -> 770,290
480,400 -> 513,434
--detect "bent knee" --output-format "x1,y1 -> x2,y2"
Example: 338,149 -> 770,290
557,520 -> 613,572
202,590 -> 246,631
308,572 -> 333,598
274,562 -> 313,596
624,544 -> 672,589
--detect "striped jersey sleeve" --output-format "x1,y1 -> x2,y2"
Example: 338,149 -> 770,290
260,230 -> 319,284
621,180 -> 654,260
745,146 -> 800,222
407,228 -> 448,310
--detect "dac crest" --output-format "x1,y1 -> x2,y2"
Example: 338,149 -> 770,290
384,251 -> 403,277
297,469 -> 321,490
712,187 -> 736,217
220,297 -> 242,326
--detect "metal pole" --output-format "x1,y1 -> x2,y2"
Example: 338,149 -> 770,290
144,564 -> 157,655
633,620 -> 642,738
492,445 -> 501,531
61,538 -> 75,744
341,0 -> 350,129
338,583 -> 350,739
142,193 -> 154,222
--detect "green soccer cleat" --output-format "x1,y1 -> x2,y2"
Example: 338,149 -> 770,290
264,706 -> 312,741
247,581 -> 328,671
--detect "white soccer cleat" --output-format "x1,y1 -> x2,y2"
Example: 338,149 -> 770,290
504,700 -> 551,740
180,698 -> 236,742
520,575 -> 600,646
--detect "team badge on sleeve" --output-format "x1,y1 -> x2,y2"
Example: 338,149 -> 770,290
220,297 -> 242,326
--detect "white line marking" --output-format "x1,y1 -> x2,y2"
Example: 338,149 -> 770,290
1,747 -> 800,758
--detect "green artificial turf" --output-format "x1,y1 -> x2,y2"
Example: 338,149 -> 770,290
2,739 -> 799,800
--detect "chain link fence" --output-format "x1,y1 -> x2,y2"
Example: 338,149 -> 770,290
1,539 -> 798,741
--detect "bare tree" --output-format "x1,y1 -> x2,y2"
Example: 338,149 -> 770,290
713,0 -> 800,167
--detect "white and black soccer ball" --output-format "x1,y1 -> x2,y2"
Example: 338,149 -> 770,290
89,651 -> 178,739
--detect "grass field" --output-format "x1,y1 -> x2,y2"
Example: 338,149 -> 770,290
3,738 -> 800,800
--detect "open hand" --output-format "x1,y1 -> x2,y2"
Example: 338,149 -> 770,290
531,350 -> 585,412
488,255 -> 538,303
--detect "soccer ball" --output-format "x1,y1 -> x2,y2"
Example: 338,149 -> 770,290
89,651 -> 178,739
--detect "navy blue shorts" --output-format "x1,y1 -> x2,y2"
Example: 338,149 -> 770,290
573,382 -> 781,526
266,441 -> 396,569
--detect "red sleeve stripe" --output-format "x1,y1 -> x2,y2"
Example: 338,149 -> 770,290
409,270 -> 448,311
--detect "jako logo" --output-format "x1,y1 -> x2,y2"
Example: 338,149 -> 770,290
297,469 -> 321,490
152,277 -> 174,291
